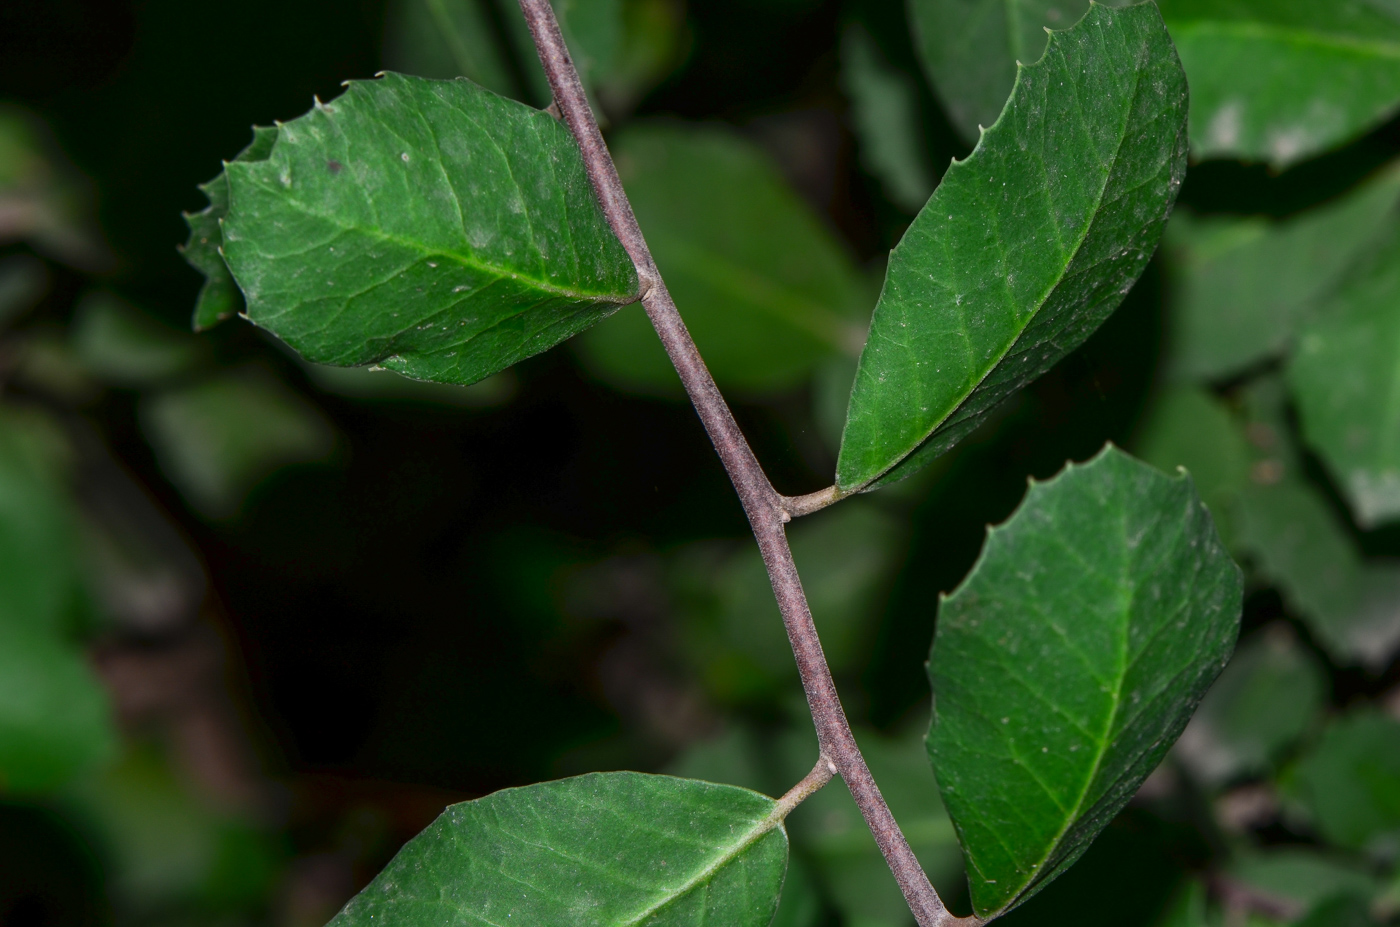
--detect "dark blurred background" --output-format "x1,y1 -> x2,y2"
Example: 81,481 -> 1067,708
4,1 -> 1399,925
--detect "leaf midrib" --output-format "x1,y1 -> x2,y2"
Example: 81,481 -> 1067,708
231,164 -> 637,307
989,509 -> 1134,916
847,26 -> 1154,491
1166,18 -> 1400,58
615,806 -> 784,927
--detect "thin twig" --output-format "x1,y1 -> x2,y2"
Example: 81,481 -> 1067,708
514,4 -> 969,925
780,484 -> 846,520
773,755 -> 837,821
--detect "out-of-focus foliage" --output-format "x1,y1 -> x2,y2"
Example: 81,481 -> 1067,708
6,0 -> 1400,925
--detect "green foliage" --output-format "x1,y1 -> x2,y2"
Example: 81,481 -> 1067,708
1289,709 -> 1400,855
1290,221 -> 1400,528
837,2 -> 1187,492
139,369 -> 335,518
675,501 -> 901,702
1228,849 -> 1380,914
1162,166 -> 1400,382
210,73 -> 639,385
0,411 -> 114,794
577,125 -> 867,394
1174,628 -> 1326,786
909,0 -> 1097,142
841,26 -> 935,213
329,772 -> 788,927
70,291 -> 203,387
70,746 -> 284,915
1134,386 -> 1252,544
382,0 -> 518,95
1238,479 -> 1400,668
928,446 -> 1241,917
1162,0 -> 1400,167
911,0 -> 1400,168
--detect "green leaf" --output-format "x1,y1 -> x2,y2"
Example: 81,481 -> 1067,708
1235,477 -> 1400,668
139,369 -> 335,518
69,745 -> 283,912
1156,880 -> 1210,927
911,0 -> 1400,167
1162,0 -> 1400,167
1291,709 -> 1400,854
0,410 -> 115,793
576,125 -> 868,394
1164,165 -> 1400,382
1133,386 -> 1252,547
909,0 -> 1100,143
1290,220 -> 1400,528
0,625 -> 113,794
217,73 -> 638,385
329,772 -> 788,927
70,291 -> 204,387
1294,894 -> 1376,927
181,125 -> 278,332
837,3 -> 1187,492
841,26 -> 936,213
1229,849 -> 1379,915
927,445 -> 1241,918
1174,627 -> 1327,786
382,0 -> 517,96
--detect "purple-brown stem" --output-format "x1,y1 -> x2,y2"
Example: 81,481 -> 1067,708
515,3 -> 974,925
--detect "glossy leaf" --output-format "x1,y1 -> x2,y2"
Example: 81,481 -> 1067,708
1236,479 -> 1400,669
217,73 -> 638,385
1291,709 -> 1400,854
577,125 -> 868,394
181,125 -> 277,332
927,446 -> 1241,917
842,26 -> 935,212
1174,628 -> 1326,786
1164,165 -> 1400,382
837,3 -> 1187,492
1163,0 -> 1400,167
1290,221 -> 1400,528
329,772 -> 788,927
139,369 -> 335,518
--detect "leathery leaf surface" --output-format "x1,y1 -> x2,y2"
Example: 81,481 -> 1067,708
219,73 -> 639,386
927,446 -> 1241,917
837,3 -> 1186,493
328,771 -> 788,927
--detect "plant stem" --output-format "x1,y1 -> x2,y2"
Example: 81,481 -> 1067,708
781,485 -> 846,519
515,4 -> 971,925
773,755 -> 836,821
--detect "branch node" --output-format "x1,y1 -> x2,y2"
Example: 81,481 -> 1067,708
780,485 -> 844,519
